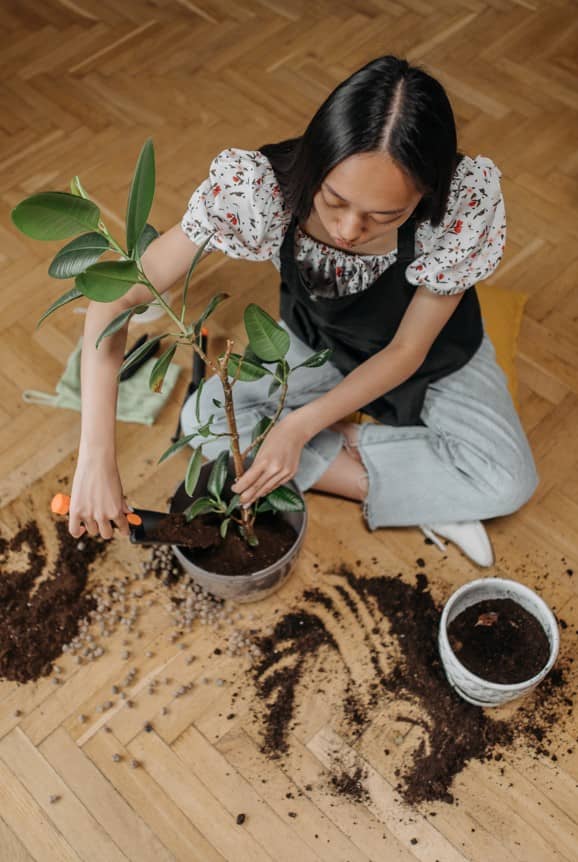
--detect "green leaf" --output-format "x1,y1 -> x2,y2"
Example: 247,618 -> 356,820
76,259 -> 143,302
195,377 -> 205,424
197,414 -> 215,437
36,286 -> 83,329
184,495 -> 214,521
184,447 -> 203,496
70,176 -> 90,199
95,303 -> 149,349
158,433 -> 198,464
225,493 -> 241,516
265,484 -> 305,512
250,416 -> 273,444
243,344 -> 275,365
193,291 -> 229,337
244,304 -> 290,362
227,353 -> 270,381
149,343 -> 177,393
237,524 -> 259,546
137,223 -> 159,258
293,348 -> 333,370
255,499 -> 274,513
267,375 -> 281,397
126,138 -> 155,257
118,334 -> 165,379
207,450 -> 229,500
219,518 -> 231,539
212,397 -> 223,409
48,232 -> 110,279
181,235 -> 216,319
11,192 -> 101,241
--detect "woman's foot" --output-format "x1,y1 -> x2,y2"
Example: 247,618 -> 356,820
420,521 -> 494,567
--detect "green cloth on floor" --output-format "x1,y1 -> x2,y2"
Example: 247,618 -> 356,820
22,336 -> 181,425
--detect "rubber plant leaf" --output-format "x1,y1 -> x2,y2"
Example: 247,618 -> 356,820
11,192 -> 100,241
184,447 -> 203,497
137,223 -> 159,258
265,484 -> 305,512
184,495 -> 214,521
48,232 -> 110,279
76,259 -> 144,302
158,433 -> 198,464
227,353 -> 270,381
149,343 -> 177,393
192,290 -> 229,336
244,303 -> 290,362
95,304 -> 150,349
118,334 -> 165,379
207,449 -> 229,500
36,286 -> 83,330
126,138 -> 155,258
181,235 -> 216,321
292,348 -> 333,370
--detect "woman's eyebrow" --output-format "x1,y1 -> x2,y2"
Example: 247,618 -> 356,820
323,182 -> 406,215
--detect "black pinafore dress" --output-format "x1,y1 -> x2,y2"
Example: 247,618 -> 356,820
275,210 -> 484,427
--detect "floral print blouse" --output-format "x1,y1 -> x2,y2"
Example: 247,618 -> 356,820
180,147 -> 506,298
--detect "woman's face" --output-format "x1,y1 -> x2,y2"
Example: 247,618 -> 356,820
312,152 -> 424,250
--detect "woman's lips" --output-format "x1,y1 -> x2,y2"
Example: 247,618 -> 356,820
334,236 -> 356,248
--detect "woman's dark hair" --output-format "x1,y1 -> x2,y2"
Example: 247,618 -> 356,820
258,55 -> 463,228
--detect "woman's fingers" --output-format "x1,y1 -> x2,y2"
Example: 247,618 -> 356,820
245,470 -> 289,506
82,517 -> 100,538
68,513 -> 86,539
113,510 -> 130,538
232,463 -> 267,500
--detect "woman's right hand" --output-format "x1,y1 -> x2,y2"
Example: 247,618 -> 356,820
68,452 -> 132,540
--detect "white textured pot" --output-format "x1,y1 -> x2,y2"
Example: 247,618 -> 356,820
168,464 -> 307,604
438,577 -> 559,707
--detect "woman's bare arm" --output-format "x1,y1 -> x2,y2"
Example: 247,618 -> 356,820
79,224 -> 205,457
70,224 -> 208,539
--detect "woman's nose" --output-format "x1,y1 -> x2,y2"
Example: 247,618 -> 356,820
338,213 -> 363,242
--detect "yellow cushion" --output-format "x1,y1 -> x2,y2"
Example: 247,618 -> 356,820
477,283 -> 527,408
345,284 -> 527,424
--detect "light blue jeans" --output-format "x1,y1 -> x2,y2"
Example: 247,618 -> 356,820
180,321 -> 539,528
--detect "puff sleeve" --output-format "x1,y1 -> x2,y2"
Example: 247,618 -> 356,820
406,156 -> 506,295
180,147 -> 290,261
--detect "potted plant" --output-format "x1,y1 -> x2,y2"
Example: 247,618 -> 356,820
438,577 -> 560,706
11,138 -> 332,602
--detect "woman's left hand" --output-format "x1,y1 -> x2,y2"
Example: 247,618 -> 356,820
231,414 -> 308,507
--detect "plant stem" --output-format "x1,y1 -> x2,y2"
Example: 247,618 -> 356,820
219,339 -> 256,543
241,377 -> 289,460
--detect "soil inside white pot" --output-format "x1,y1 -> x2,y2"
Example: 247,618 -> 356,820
447,597 -> 550,684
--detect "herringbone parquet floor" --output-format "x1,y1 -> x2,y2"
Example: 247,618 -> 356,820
1,1 -> 578,860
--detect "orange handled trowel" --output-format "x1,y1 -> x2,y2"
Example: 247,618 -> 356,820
50,493 -> 219,550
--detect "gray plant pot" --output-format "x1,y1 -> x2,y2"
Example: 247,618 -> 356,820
168,460 -> 307,603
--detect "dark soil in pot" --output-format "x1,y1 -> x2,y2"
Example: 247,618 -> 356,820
447,598 -> 550,684
167,511 -> 298,576
166,462 -> 301,576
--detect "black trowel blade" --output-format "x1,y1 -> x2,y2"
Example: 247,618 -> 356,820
128,508 -> 219,549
